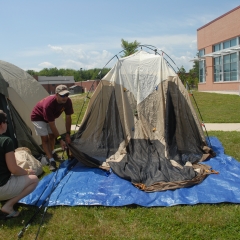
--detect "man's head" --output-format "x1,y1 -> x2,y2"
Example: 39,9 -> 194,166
55,85 -> 70,96
55,85 -> 70,103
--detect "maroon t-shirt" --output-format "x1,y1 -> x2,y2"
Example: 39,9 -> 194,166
31,95 -> 74,122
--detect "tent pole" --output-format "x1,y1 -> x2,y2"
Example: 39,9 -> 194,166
186,81 -> 212,148
74,52 -> 124,134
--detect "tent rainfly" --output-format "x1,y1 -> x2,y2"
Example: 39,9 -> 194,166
0,60 -> 66,156
69,50 -> 216,192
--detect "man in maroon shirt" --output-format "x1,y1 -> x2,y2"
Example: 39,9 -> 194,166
31,85 -> 74,171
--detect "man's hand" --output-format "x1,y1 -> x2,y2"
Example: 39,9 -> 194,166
26,169 -> 37,175
65,134 -> 71,144
60,139 -> 67,150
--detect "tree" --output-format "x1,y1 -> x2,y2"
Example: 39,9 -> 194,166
26,70 -> 37,76
26,67 -> 111,82
177,66 -> 187,85
187,53 -> 200,89
177,53 -> 200,90
187,68 -> 198,89
121,39 -> 140,57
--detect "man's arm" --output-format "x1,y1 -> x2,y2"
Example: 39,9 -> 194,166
48,121 -> 66,150
48,121 -> 60,138
65,115 -> 72,144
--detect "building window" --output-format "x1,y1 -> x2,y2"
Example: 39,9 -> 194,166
198,49 -> 205,83
214,56 -> 222,82
223,38 -> 237,49
223,53 -> 237,81
199,60 -> 205,83
213,43 -> 222,52
199,49 -> 205,57
239,53 -> 240,79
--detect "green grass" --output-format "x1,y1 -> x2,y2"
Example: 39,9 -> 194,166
1,203 -> 240,240
69,91 -> 240,161
190,91 -> 240,123
71,91 -> 240,124
1,91 -> 240,240
70,93 -> 92,125
208,131 -> 240,162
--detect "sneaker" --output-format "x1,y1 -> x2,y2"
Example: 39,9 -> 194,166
52,152 -> 62,161
49,161 -> 57,171
39,155 -> 49,166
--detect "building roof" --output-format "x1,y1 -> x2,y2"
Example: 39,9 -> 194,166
38,76 -> 75,85
197,5 -> 240,31
69,85 -> 82,89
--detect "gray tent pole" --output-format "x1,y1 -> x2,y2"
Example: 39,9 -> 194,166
186,82 -> 212,148
73,50 -> 125,134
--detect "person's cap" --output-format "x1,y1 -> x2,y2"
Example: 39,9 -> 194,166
55,85 -> 70,95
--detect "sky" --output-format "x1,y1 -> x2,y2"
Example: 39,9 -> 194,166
1,0 -> 240,72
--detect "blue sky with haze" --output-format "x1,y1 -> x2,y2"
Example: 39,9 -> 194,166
1,0 -> 239,72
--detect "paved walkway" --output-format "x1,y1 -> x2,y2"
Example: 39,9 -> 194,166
199,91 -> 239,95
203,123 -> 240,131
71,125 -> 80,131
71,123 -> 240,132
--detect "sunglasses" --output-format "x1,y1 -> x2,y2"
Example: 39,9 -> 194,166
59,93 -> 69,98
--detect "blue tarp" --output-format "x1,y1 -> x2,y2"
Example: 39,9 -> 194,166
20,137 -> 240,207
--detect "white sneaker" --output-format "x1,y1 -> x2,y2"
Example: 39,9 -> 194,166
40,155 -> 49,166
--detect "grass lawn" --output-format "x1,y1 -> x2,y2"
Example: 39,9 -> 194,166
70,91 -> 240,124
190,91 -> 240,123
70,93 -> 92,126
1,91 -> 240,240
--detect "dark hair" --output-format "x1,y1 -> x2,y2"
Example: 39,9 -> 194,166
0,110 -> 7,124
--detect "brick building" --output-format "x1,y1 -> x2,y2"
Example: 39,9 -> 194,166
75,80 -> 100,93
33,75 -> 100,94
197,5 -> 240,92
34,76 -> 75,94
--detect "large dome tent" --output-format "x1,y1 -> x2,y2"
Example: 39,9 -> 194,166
69,46 -> 215,192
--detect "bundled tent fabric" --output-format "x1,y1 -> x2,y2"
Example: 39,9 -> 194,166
69,50 -> 215,192
0,60 -> 66,156
15,147 -> 43,176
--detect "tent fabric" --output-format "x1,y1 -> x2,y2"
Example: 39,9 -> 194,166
19,137 -> 240,207
69,50 -> 214,192
0,60 -> 66,155
0,91 -> 43,156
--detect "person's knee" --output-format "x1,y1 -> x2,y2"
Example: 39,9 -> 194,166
32,175 -> 39,184
28,175 -> 39,186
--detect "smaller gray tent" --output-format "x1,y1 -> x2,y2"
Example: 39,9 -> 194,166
0,60 -> 66,156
